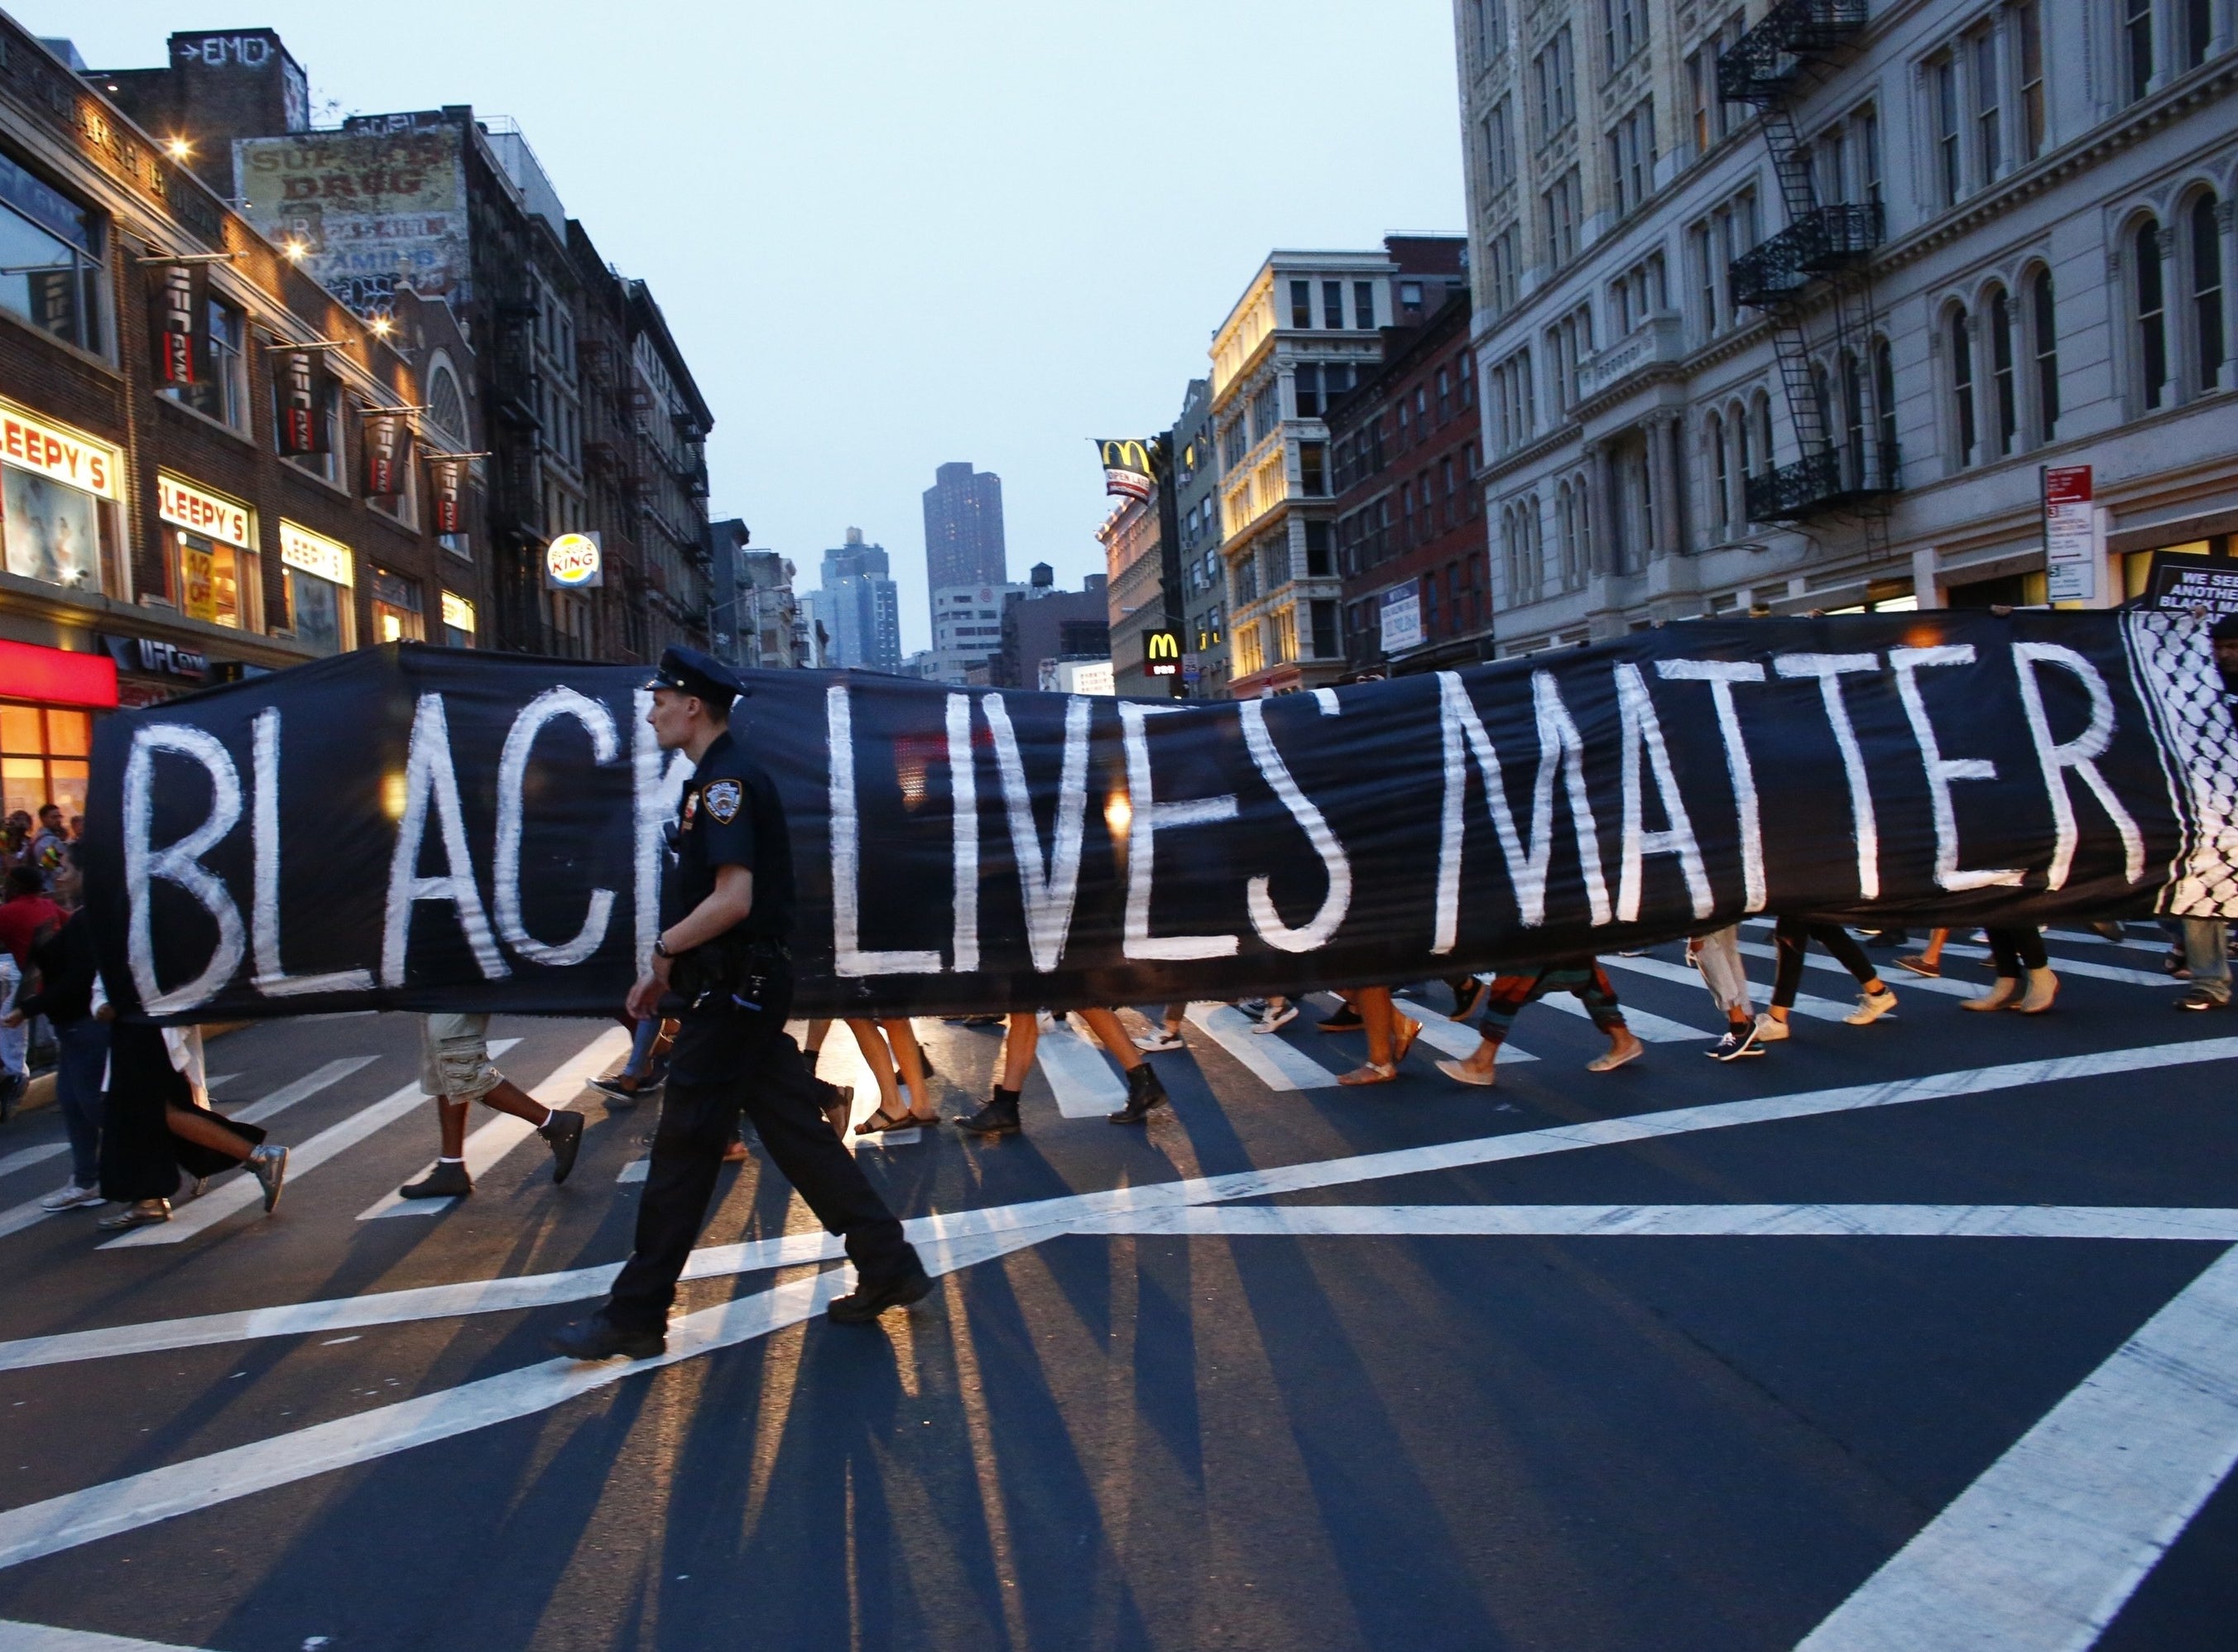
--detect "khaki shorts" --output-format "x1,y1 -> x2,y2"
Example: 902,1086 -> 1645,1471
420,1012 -> 502,1102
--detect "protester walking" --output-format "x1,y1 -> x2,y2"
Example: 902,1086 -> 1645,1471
1691,926 -> 1765,1060
396,1014 -> 584,1199
2173,917 -> 2231,1011
1961,929 -> 2059,1014
592,1015 -> 674,1107
550,649 -> 928,1361
1334,986 -> 1423,1086
1752,917 -> 1897,1045
1436,959 -> 1644,1085
97,1020 -> 285,1232
954,1005 -> 1169,1134
9,846 -> 105,1210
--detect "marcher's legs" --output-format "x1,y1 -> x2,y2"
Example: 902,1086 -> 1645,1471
881,1019 -> 935,1121
1693,926 -> 1754,1028
1438,972 -> 1547,1082
52,1017 -> 108,1191
1770,916 -> 1810,1017
955,1011 -> 1036,1136
1572,965 -> 1645,1071
1338,987 -> 1420,1083
1809,924 -> 1883,987
2179,918 -> 2231,1006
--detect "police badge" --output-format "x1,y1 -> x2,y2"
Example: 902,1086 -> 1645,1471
704,780 -> 743,824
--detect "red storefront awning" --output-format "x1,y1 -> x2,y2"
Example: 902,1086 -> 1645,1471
0,639 -> 118,709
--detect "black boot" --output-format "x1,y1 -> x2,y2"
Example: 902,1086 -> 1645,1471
400,1160 -> 473,1199
953,1086 -> 1021,1136
1108,1064 -> 1169,1126
540,1109 -> 584,1184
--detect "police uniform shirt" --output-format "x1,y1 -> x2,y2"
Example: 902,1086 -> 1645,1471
668,730 -> 796,941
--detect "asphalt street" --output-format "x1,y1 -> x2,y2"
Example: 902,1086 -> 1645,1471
0,921 -> 2232,1652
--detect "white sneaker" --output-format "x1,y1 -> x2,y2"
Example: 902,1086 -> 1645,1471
1845,987 -> 1899,1025
37,1184 -> 102,1212
1751,1013 -> 1791,1043
1252,1004 -> 1299,1034
1132,1030 -> 1184,1053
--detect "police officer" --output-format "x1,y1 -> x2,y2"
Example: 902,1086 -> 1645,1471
550,648 -> 929,1360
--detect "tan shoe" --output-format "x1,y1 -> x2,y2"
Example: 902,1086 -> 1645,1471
2015,968 -> 2058,1014
1433,1058 -> 1494,1087
1339,1061 -> 1398,1086
1587,1030 -> 1645,1073
1962,978 -> 2020,1011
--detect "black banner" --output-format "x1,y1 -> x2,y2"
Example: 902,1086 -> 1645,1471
274,350 -> 329,456
362,412 -> 413,499
428,456 -> 466,535
1095,437 -> 1156,502
147,262 -> 209,387
83,612 -> 2238,1024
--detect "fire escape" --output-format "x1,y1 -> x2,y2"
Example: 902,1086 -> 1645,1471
1718,0 -> 1897,530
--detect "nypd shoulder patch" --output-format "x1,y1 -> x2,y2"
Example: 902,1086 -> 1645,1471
703,779 -> 743,824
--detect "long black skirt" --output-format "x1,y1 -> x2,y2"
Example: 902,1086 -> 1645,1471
98,1022 -> 264,1203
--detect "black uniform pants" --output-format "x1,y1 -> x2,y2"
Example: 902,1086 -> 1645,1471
606,979 -> 916,1336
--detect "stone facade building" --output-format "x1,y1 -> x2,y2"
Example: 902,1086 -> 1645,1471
1452,0 -> 2236,651
1210,237 -> 1467,698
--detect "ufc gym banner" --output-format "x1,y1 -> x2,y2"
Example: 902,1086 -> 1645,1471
82,612 -> 2238,1024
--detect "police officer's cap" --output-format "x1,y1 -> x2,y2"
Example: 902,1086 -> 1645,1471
646,646 -> 748,712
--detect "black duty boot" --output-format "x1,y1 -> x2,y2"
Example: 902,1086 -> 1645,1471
400,1160 -> 472,1199
546,1314 -> 665,1361
540,1109 -> 584,1184
1108,1064 -> 1169,1126
828,1257 -> 935,1323
953,1087 -> 1021,1136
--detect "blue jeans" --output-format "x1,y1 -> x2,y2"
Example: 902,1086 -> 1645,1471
54,1017 -> 111,1190
623,1015 -> 661,1078
2184,919 -> 2231,1003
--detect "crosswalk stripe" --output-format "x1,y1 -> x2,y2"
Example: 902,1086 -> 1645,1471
616,1159 -> 648,1184
7,1037 -> 2235,1377
0,1141 -> 68,1183
0,1056 -> 380,1246
1064,1203 -> 2238,1241
1034,1016 -> 1127,1117
358,1033 -> 622,1219
1186,1001 -> 1344,1088
1305,993 -> 1537,1065
0,1614 -> 210,1650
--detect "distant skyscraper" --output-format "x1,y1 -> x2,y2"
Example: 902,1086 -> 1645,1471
814,527 -> 902,672
922,462 -> 1006,621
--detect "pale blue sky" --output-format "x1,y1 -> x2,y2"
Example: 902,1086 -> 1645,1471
36,2 -> 1466,652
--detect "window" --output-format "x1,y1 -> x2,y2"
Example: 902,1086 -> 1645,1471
1234,550 -> 1258,603
1354,281 -> 1376,329
2124,0 -> 2154,102
1691,221 -> 1721,337
0,705 -> 89,824
278,377 -> 344,484
164,300 -> 247,430
1842,349 -> 1867,485
1487,226 -> 1520,314
1323,280 -> 1344,329
1299,443 -> 1328,497
1544,169 -> 1582,265
2184,0 -> 2213,66
1535,28 -> 1576,135
1608,98 -> 1657,217
371,568 -> 425,643
1971,28 -> 2001,182
1951,305 -> 1979,464
1933,56 -> 1963,205
167,508 -> 259,631
1484,99 -> 1516,193
1294,363 -> 1321,418
0,153 -> 103,355
2015,0 -> 2046,160
1251,380 -> 1280,440
1686,49 -> 1712,154
1989,288 -> 2018,456
1602,0 -> 1643,71
1460,351 -> 1477,407
1874,338 -> 1899,471
2028,269 -> 2060,439
2136,219 -> 2168,409
1861,104 -> 1883,204
1290,279 -> 1313,328
279,521 -> 356,654
1,414 -> 125,598
1304,518 -> 1333,575
1752,391 -> 1774,478
1261,535 -> 1289,590
2191,194 -> 2226,391
1310,600 -> 1338,660
1707,411 -> 1729,532
427,362 -> 467,446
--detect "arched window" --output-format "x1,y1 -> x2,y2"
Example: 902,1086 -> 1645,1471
2136,218 -> 2168,409
1988,287 -> 2017,457
1706,413 -> 1729,532
2027,269 -> 2059,440
1950,304 -> 1978,466
1572,475 -> 1592,585
1752,392 -> 1773,478
2191,193 -> 2225,391
426,360 -> 467,446
1810,362 -> 1833,460
1734,399 -> 1754,502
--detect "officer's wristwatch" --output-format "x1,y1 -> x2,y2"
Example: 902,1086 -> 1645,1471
652,938 -> 675,961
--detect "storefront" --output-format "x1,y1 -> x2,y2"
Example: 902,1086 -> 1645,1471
0,638 -> 114,822
440,589 -> 476,649
157,473 -> 261,631
370,567 -> 425,643
0,398 -> 127,601
278,520 -> 354,653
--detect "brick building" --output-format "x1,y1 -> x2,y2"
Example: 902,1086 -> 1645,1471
0,23 -> 488,819
1329,286 -> 1489,673
96,31 -> 713,665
